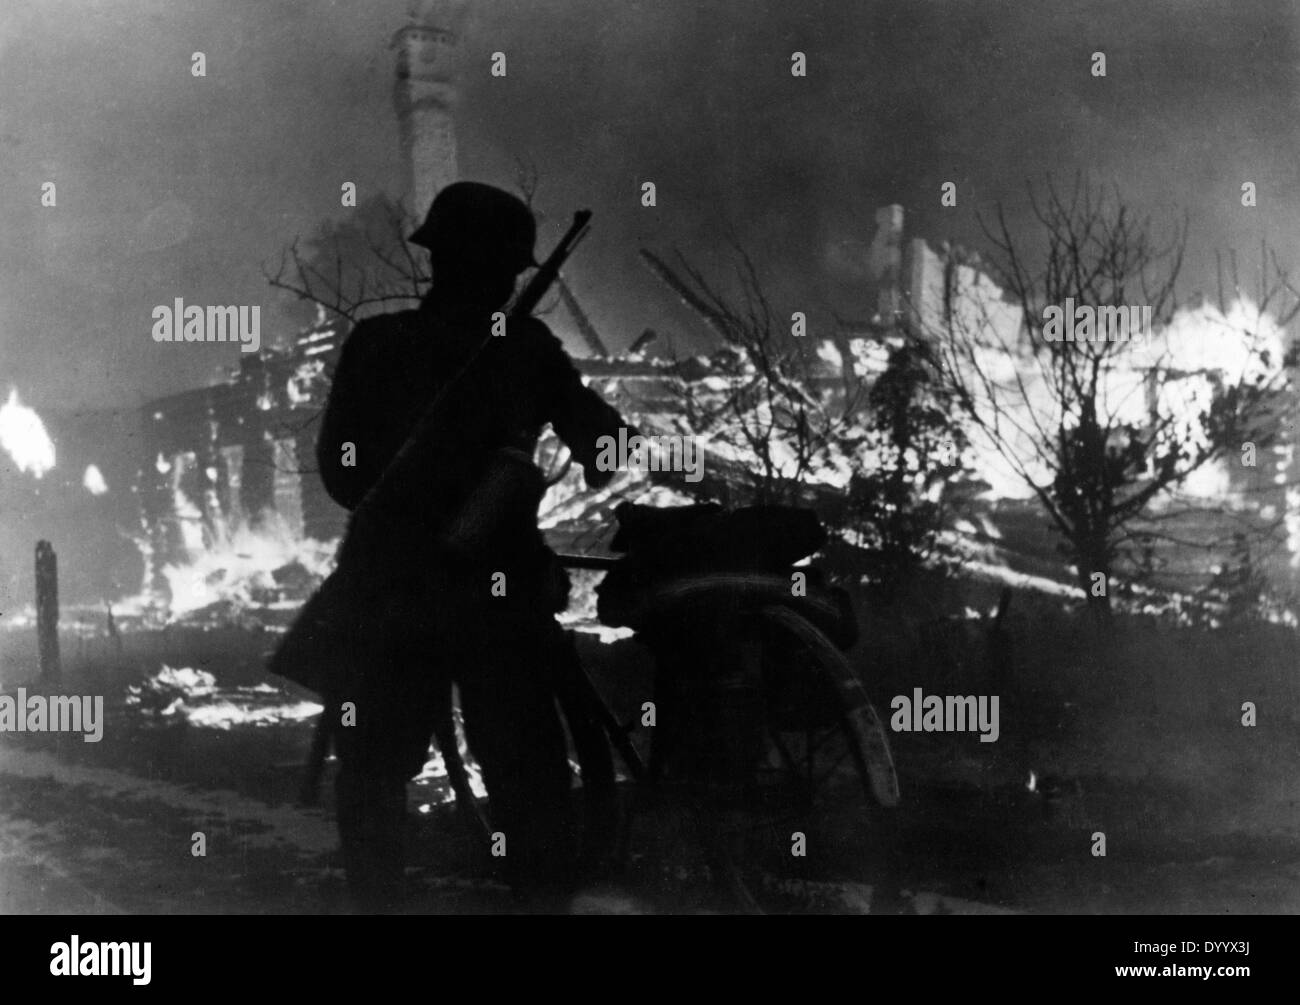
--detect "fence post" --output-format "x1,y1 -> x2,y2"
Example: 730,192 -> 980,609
36,540 -> 61,684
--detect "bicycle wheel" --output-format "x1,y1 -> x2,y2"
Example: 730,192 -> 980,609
617,621 -> 770,912
757,603 -> 899,811
428,689 -> 494,853
734,603 -> 900,910
442,631 -> 625,875
549,631 -> 625,870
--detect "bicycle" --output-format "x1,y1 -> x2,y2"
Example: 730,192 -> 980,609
555,500 -> 900,910
297,501 -> 900,909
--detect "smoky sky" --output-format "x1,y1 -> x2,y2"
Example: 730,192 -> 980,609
2,0 -> 1299,411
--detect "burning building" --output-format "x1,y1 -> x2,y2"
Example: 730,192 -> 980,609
132,0 -> 470,600
134,312 -> 346,596
75,3 -> 1299,627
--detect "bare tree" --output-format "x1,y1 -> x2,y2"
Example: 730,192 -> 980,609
641,241 -> 977,601
924,177 -> 1296,619
847,338 -> 974,600
264,157 -> 551,327
265,194 -> 428,328
641,243 -> 872,507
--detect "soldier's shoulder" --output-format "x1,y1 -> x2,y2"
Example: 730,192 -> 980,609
509,318 -> 579,378
510,316 -> 570,357
339,310 -> 421,360
346,309 -> 421,342
509,314 -> 557,340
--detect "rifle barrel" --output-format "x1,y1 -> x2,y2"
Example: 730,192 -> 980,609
556,552 -> 619,571
349,208 -> 593,531
511,209 -> 593,318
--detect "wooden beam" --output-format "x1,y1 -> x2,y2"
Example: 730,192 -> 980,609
36,540 -> 60,684
556,276 -> 610,359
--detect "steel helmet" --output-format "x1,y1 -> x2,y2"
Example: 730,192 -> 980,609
408,181 -> 539,274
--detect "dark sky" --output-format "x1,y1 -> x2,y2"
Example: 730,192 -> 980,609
2,0 -> 1299,410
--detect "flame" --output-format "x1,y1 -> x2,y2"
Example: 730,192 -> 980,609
413,703 -> 488,808
83,464 -> 108,495
156,514 -> 336,620
0,389 -> 55,478
125,664 -> 323,730
942,272 -> 1291,500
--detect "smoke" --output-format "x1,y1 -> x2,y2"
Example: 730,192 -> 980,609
2,0 -> 1298,410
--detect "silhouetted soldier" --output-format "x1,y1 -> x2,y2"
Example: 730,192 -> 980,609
315,181 -> 625,909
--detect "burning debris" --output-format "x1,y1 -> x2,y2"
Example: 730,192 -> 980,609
111,514 -> 338,629
413,703 -> 487,811
161,518 -> 334,621
124,664 -> 321,730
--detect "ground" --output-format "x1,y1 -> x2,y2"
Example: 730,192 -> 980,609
1,596 -> 1298,915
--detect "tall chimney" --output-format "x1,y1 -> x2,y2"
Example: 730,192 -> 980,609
869,205 -> 905,324
393,0 -> 466,220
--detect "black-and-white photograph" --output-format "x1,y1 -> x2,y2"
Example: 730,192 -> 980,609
0,0 -> 1293,940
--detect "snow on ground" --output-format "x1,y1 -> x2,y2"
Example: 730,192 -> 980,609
0,746 -> 338,856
